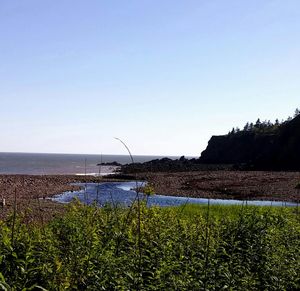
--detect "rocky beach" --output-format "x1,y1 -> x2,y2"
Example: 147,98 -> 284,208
142,171 -> 300,202
1,171 -> 299,221
0,175 -> 121,221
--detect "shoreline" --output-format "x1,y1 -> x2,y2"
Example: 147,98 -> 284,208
140,171 -> 300,203
0,174 -> 125,221
0,171 -> 299,220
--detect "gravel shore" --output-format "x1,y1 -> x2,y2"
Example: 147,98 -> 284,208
142,171 -> 300,202
1,171 -> 299,221
0,175 -> 118,221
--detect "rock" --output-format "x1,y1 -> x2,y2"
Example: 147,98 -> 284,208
200,115 -> 300,170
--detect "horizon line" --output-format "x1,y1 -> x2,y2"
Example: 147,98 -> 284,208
0,151 -> 198,158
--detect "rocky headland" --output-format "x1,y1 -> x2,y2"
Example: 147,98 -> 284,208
200,113 -> 300,170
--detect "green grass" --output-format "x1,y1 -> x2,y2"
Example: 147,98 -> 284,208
0,201 -> 299,290
172,203 -> 251,218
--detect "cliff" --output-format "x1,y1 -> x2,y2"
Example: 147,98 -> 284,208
200,115 -> 300,170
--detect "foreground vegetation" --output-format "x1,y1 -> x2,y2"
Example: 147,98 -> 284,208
0,202 -> 299,290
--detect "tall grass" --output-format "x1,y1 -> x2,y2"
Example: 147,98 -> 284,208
0,202 -> 299,290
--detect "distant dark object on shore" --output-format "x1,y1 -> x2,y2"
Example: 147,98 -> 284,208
97,161 -> 122,167
104,173 -> 139,180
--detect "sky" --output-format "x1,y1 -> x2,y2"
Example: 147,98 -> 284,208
0,0 -> 299,156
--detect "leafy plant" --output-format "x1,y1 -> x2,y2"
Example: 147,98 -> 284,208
0,203 -> 299,290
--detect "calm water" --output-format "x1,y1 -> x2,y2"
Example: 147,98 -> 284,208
51,182 -> 298,207
0,152 -> 178,175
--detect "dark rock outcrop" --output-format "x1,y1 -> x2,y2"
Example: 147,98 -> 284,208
200,115 -> 300,170
121,156 -> 231,173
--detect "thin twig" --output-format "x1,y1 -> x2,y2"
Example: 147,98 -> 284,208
114,137 -> 142,280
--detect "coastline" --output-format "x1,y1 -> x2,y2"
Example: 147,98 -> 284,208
0,174 -> 124,221
0,171 -> 299,220
141,171 -> 300,202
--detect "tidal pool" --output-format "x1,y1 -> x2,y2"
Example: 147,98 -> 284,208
50,181 -> 298,207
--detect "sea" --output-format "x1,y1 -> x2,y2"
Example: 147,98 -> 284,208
0,152 -> 179,175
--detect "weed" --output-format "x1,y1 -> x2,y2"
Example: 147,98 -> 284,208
0,203 -> 299,290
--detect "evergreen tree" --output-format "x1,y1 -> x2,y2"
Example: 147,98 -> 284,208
255,118 -> 261,129
227,108 -> 299,135
243,122 -> 249,131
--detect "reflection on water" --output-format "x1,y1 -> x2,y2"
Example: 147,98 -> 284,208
51,182 -> 298,207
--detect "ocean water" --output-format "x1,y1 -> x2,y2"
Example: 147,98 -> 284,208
0,152 -> 177,175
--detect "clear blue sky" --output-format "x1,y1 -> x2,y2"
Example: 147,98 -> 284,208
0,0 -> 299,156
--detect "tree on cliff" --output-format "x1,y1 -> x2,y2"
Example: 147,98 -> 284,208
226,108 -> 299,136
255,118 -> 261,129
243,122 -> 250,131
